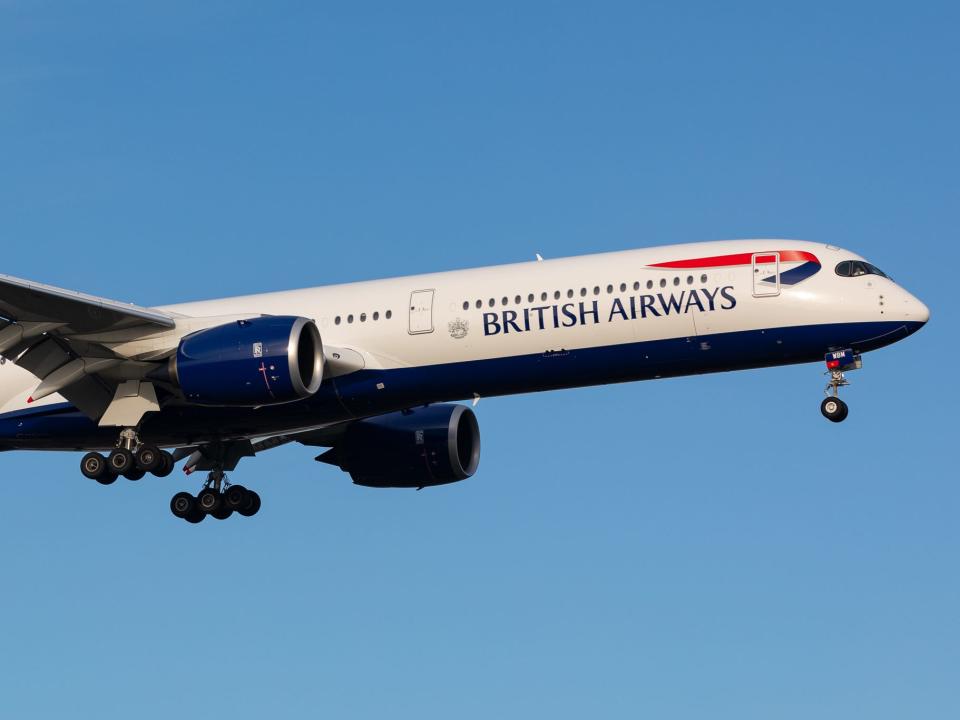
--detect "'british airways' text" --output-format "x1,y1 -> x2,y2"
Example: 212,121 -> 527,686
482,286 -> 736,336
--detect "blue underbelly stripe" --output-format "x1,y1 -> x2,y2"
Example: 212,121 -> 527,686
0,320 -> 923,449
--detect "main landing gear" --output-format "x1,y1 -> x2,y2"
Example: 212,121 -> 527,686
169,470 -> 261,524
80,428 -> 174,484
821,349 -> 861,423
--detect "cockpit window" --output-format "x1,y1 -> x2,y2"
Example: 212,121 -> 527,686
835,260 -> 888,279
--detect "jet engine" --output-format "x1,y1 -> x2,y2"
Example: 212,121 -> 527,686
171,316 -> 323,406
317,404 -> 481,488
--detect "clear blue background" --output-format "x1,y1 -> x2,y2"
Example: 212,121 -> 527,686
1,2 -> 957,718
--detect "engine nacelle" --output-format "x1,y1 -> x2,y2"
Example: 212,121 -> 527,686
318,404 -> 481,488
172,316 -> 323,406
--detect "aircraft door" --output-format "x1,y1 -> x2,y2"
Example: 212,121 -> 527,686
752,252 -> 780,297
408,289 -> 435,334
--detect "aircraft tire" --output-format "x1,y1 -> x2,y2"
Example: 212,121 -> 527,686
80,452 -> 107,480
95,472 -> 118,486
136,445 -> 162,472
152,451 -> 175,478
170,491 -> 196,519
223,485 -> 248,512
237,490 -> 261,517
820,397 -> 848,423
184,508 -> 206,524
210,504 -> 233,520
108,448 -> 135,475
124,468 -> 146,481
197,488 -> 221,514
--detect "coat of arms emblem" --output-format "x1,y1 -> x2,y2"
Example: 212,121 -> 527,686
448,318 -> 469,339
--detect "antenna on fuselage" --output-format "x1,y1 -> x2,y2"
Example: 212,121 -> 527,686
535,253 -> 543,262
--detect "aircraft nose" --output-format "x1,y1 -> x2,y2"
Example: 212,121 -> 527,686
898,289 -> 929,328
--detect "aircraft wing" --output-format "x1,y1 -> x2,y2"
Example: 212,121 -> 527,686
0,272 -> 176,334
0,273 -> 180,420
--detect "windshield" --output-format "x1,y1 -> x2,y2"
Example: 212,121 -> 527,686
835,260 -> 888,279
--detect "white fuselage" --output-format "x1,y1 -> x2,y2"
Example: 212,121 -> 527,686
0,239 -> 929,448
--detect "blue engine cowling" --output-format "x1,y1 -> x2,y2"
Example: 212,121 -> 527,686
317,404 -> 481,488
173,316 -> 324,406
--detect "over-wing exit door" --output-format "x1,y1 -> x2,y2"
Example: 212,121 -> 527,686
408,289 -> 435,334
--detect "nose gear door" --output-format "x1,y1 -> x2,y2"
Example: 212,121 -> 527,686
408,289 -> 435,334
752,252 -> 780,297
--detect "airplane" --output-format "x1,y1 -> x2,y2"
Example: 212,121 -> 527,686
0,239 -> 928,523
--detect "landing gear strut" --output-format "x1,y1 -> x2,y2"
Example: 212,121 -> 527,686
169,469 -> 261,524
821,349 -> 860,423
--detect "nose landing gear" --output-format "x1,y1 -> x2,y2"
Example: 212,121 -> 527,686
821,349 -> 860,423
169,469 -> 261,524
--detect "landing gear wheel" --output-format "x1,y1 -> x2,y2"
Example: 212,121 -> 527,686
223,484 -> 249,512
821,397 -> 849,423
184,508 -> 206,524
237,490 -> 261,517
152,451 -> 175,478
136,445 -> 161,472
124,468 -> 146,481
170,491 -> 196,519
210,504 -> 233,520
80,452 -> 107,480
108,448 -> 135,475
197,488 -> 222,514
95,473 -> 118,486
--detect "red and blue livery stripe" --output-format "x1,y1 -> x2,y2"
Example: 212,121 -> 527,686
648,250 -> 821,286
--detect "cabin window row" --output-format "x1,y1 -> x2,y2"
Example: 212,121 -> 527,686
334,309 -> 393,325
462,274 -> 709,311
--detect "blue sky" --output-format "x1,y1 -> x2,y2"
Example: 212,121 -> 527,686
1,2 -> 957,718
